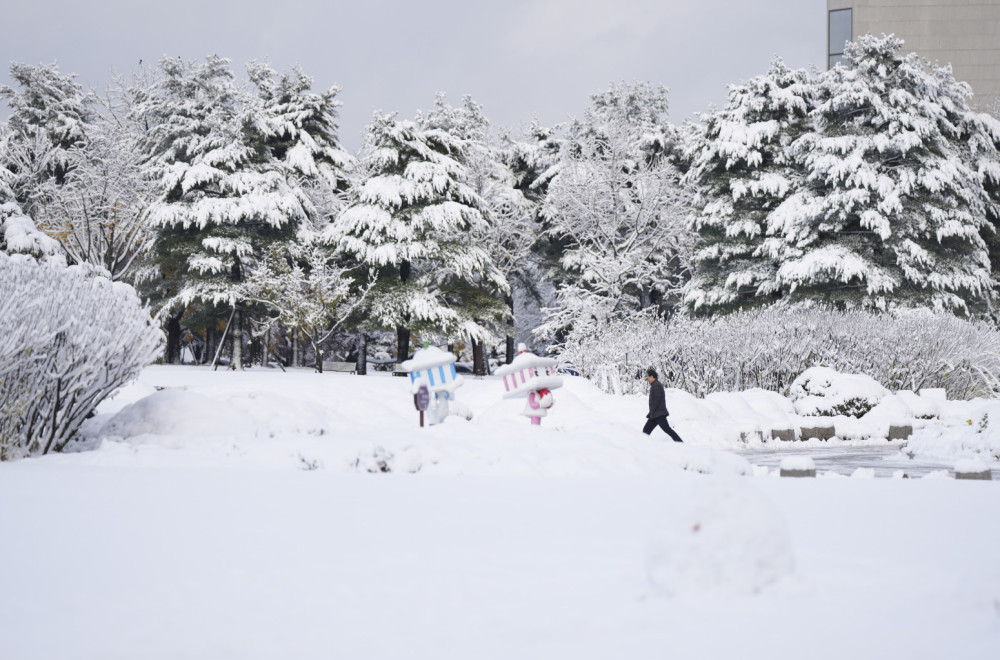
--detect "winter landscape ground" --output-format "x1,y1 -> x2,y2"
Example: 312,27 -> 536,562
1,366 -> 998,659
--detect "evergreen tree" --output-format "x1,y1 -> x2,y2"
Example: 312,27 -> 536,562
420,94 -> 533,370
136,56 -> 307,369
683,59 -> 813,313
245,61 -> 354,226
684,36 -> 1000,316
328,110 -> 508,364
784,34 -> 1000,313
0,62 -> 93,214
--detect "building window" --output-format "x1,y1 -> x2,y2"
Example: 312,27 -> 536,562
829,8 -> 852,68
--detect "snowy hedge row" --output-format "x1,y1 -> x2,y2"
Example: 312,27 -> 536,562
565,307 -> 1000,400
0,255 -> 163,460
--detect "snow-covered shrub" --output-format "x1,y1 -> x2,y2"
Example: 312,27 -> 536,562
0,202 -> 62,261
788,367 -> 890,417
559,306 -> 1000,399
0,255 -> 163,460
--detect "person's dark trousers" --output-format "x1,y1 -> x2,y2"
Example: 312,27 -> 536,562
643,416 -> 683,442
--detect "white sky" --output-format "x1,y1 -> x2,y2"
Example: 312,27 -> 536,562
0,0 -> 824,150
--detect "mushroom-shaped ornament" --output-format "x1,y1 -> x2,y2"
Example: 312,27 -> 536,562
402,345 -> 469,425
494,343 -> 564,425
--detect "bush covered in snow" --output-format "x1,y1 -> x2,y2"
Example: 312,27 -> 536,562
560,306 -> 1000,399
789,367 -> 890,417
0,255 -> 163,460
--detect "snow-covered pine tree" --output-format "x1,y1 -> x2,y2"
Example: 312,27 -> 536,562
682,59 -> 813,313
496,120 -> 564,355
0,62 -> 93,215
245,61 -> 354,225
328,109 -> 508,364
779,34 -> 1000,313
30,77 -> 155,282
419,94 -> 533,370
538,82 -> 692,349
502,118 -> 563,212
136,56 -> 309,369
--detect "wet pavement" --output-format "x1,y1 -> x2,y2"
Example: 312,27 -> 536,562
736,444 -> 1000,479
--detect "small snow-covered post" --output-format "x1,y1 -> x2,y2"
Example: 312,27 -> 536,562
780,457 -> 816,478
494,343 -> 564,426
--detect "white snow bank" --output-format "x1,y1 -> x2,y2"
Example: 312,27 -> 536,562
82,367 -> 750,477
99,389 -> 256,440
646,479 -> 794,596
903,400 -> 1000,465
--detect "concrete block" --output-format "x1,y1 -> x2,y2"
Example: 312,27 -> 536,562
771,428 -> 796,442
780,467 -> 817,478
888,424 -> 913,441
955,469 -> 992,481
800,424 -> 836,441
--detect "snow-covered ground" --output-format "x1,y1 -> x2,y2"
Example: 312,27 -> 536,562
1,366 -> 999,658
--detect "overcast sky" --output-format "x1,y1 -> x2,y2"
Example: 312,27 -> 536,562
1,0 -> 824,150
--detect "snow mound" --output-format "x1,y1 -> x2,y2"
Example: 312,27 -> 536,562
790,366 -> 890,417
98,389 -> 256,441
903,401 -> 1000,465
646,479 -> 794,596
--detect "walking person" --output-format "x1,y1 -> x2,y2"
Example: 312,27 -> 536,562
643,368 -> 684,442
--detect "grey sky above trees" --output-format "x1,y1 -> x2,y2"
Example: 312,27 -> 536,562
0,0 -> 822,149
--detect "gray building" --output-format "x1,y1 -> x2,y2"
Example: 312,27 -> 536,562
827,0 -> 1000,106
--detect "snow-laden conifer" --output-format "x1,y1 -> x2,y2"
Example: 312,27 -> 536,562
0,61 -> 93,210
136,56 -> 309,368
31,76 -> 155,282
683,59 -> 813,313
245,61 -> 354,223
328,107 -> 508,361
420,94 -> 534,368
782,35 -> 1000,313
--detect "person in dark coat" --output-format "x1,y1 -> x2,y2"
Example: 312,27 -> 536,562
643,368 -> 684,442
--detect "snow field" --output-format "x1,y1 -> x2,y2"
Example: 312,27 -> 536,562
2,366 -> 999,658
1,463 -> 998,659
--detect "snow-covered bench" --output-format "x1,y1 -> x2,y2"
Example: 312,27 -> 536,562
322,361 -> 356,374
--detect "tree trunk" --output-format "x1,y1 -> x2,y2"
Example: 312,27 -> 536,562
291,329 -> 299,368
165,312 -> 183,364
472,338 -> 485,376
505,294 -> 516,364
249,333 -> 262,367
230,308 -> 244,371
204,328 -> 215,365
356,332 -> 368,375
396,326 -> 410,365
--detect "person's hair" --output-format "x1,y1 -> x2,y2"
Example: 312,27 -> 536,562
646,367 -> 658,379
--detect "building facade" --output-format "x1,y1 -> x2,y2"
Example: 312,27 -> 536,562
827,0 -> 1000,106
